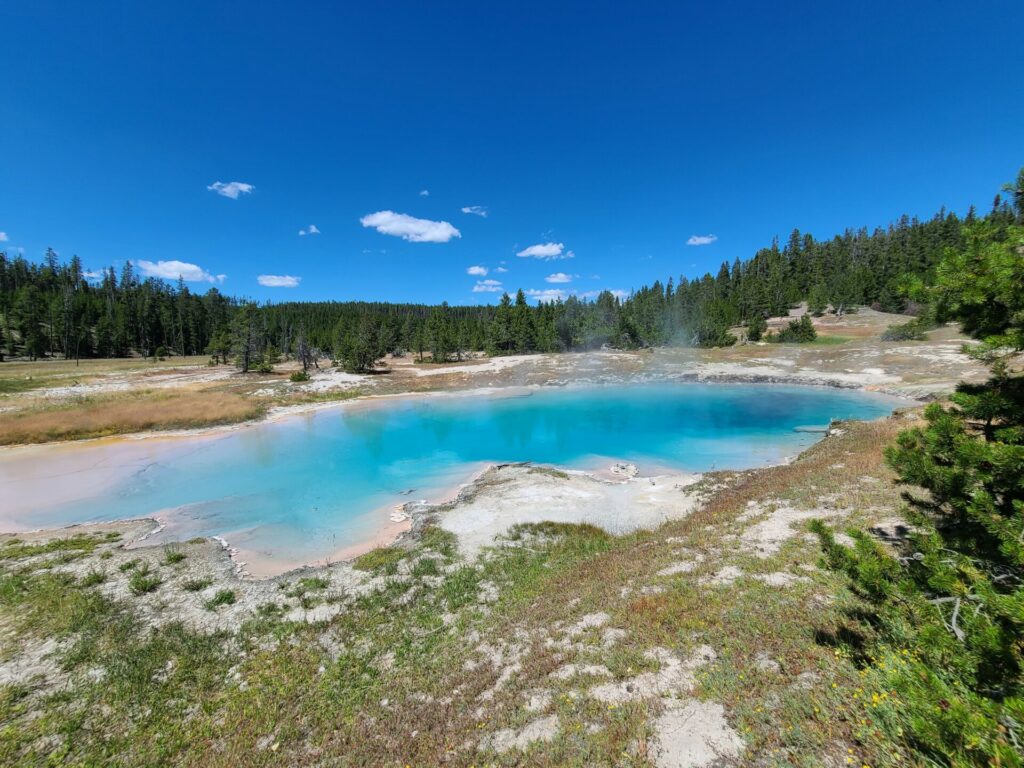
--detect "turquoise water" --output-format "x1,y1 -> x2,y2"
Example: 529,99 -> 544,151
3,383 -> 903,572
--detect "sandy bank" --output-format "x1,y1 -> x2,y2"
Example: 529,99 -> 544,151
425,464 -> 704,559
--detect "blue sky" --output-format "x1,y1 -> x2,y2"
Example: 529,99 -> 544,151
1,2 -> 1022,304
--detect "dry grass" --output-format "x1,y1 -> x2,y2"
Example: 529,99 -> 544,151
0,389 -> 265,444
0,355 -> 210,380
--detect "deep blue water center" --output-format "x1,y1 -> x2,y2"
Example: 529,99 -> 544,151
12,383 -> 903,571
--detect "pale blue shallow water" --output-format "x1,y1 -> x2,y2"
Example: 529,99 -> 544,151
6,383 -> 904,572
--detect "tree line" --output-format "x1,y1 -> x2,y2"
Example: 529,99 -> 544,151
2,169 -> 1021,369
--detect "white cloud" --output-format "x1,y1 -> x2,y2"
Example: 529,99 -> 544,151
360,210 -> 461,243
135,259 -> 224,283
686,234 -> 718,246
526,287 -> 628,303
0,232 -> 8,242
526,288 -> 568,302
579,289 -> 628,300
466,265 -> 488,276
495,265 -> 508,273
461,205 -> 488,218
516,242 -> 573,260
419,189 -> 430,196
545,272 -> 573,284
257,274 -> 301,288
83,269 -> 105,281
298,224 -> 321,236
207,181 -> 254,199
472,279 -> 503,293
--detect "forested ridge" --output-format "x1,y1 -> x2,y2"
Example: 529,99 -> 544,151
2,171 -> 1021,369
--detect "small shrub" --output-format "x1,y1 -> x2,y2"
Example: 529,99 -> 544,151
693,321 -> 737,348
118,558 -> 141,572
746,314 -> 768,341
881,318 -> 934,341
182,577 -> 213,592
128,564 -> 161,595
204,589 -> 236,610
80,569 -> 106,587
773,314 -> 817,343
289,370 -> 310,383
163,545 -> 186,565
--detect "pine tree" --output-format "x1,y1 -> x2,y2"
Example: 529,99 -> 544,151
427,303 -> 452,363
746,313 -> 767,342
511,290 -> 534,353
807,283 -> 828,316
488,293 -> 514,354
231,302 -> 261,373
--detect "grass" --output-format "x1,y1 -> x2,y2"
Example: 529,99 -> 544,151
280,576 -> 330,609
80,569 -> 107,587
0,533 -> 107,561
352,545 -> 407,573
0,389 -> 265,445
127,564 -> 162,595
204,589 -> 236,610
272,387 -> 364,408
0,355 -> 211,380
0,376 -> 55,395
808,334 -> 853,345
163,545 -> 186,565
181,577 -> 213,592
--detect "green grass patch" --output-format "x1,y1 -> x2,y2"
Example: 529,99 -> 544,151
352,546 -> 406,573
0,376 -> 54,395
128,564 -> 161,595
808,334 -> 852,345
181,577 -> 212,592
0,533 -> 107,562
80,569 -> 107,587
507,520 -> 611,543
162,545 -> 186,565
204,589 -> 236,610
411,557 -> 440,577
418,525 -> 458,558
